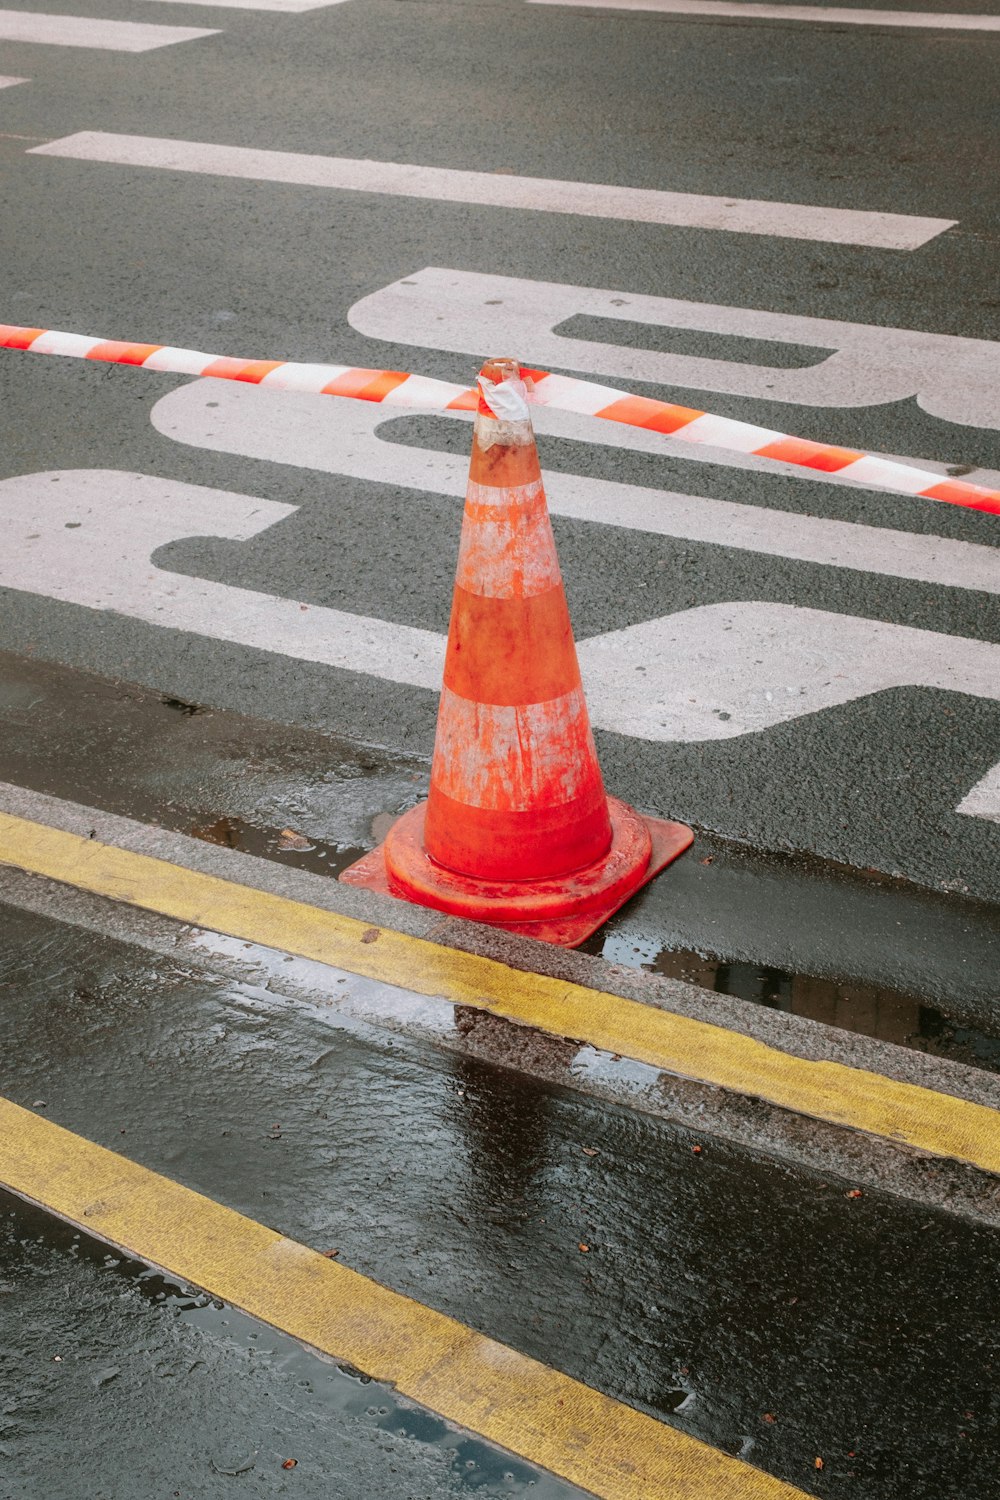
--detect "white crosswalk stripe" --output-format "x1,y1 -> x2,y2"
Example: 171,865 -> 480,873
528,0 -> 1000,31
0,8 -> 218,50
28,130 -> 957,250
138,0 -> 350,10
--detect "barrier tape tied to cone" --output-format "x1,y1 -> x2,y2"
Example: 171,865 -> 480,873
340,360 -> 694,946
1,322 -> 999,516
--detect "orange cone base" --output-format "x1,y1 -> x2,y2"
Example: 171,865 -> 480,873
339,796 -> 693,948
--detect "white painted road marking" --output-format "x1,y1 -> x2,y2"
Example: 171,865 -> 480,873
579,604 -> 1000,742
140,0 -> 347,9
0,9 -> 219,49
3,469 -> 999,752
349,268 -> 1000,432
0,75 -> 27,87
151,380 -> 1000,597
528,0 -> 1000,31
26,131 -> 956,251
958,765 -> 1000,825
2,471 -> 442,688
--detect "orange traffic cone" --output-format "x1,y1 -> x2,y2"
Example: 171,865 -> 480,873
340,358 -> 692,945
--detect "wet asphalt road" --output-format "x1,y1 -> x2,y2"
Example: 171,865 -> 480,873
2,9 -> 1000,1496
3,648 -> 1000,1058
1,1197 -> 580,1500
0,0 -> 999,901
2,901 -> 1000,1498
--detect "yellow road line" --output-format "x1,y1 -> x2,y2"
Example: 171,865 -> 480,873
0,1096 -> 808,1500
2,810 -> 999,1176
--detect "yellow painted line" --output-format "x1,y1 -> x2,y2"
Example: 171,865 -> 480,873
0,1096 -> 808,1500
2,810 -> 999,1177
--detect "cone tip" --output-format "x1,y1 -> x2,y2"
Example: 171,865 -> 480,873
479,357 -> 521,384
476,360 -> 533,430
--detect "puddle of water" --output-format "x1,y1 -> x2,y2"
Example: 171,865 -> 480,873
176,798 -> 1000,1080
3,651 -> 997,1084
0,649 -> 429,878
161,695 -> 211,717
587,933 -> 1000,1077
189,812 -> 366,879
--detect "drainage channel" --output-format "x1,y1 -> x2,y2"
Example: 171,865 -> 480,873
1,650 -> 997,1078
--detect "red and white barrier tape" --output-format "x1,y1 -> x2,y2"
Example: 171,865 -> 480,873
2,323 -> 998,516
